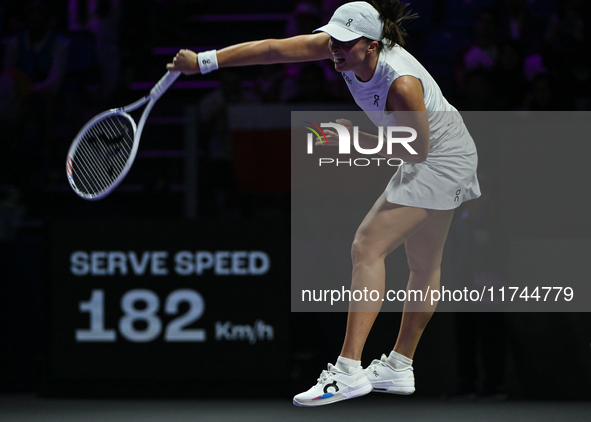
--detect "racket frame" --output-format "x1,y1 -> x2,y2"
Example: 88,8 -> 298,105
67,70 -> 180,200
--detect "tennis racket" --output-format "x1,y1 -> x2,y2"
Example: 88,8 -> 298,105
66,70 -> 181,200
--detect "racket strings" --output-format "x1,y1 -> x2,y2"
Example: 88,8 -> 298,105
75,120 -> 129,193
71,114 -> 135,196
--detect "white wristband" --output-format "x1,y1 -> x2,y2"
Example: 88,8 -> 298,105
198,50 -> 218,74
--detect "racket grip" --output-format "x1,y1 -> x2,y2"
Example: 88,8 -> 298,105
150,70 -> 181,100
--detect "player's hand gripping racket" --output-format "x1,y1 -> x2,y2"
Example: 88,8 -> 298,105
66,70 -> 180,200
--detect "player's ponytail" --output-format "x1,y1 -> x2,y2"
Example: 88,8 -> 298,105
367,0 -> 418,48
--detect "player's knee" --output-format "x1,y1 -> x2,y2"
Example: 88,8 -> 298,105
407,256 -> 441,278
351,236 -> 380,266
351,237 -> 365,265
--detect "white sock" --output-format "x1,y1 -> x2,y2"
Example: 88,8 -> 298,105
387,350 -> 413,370
335,356 -> 361,374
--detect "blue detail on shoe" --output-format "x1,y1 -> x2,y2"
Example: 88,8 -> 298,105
312,393 -> 334,401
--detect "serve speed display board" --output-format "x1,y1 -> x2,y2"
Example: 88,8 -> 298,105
48,219 -> 289,381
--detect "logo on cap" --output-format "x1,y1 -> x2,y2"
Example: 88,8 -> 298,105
346,19 -> 353,27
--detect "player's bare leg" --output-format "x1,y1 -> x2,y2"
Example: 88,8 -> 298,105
364,208 -> 454,395
395,208 -> 455,358
340,194 -> 437,360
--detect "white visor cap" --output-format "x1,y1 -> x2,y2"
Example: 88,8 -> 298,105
313,1 -> 383,42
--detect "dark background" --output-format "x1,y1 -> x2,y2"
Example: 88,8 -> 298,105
1,0 -> 591,401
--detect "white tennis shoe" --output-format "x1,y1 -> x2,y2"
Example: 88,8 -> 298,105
365,354 -> 415,395
293,363 -> 372,407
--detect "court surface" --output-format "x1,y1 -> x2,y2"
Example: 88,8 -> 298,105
1,395 -> 590,422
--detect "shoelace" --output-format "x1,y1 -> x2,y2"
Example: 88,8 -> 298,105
316,368 -> 337,385
368,357 -> 412,373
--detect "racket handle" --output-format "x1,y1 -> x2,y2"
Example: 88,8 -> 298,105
150,70 -> 181,100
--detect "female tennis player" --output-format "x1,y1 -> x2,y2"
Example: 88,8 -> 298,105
168,0 -> 480,406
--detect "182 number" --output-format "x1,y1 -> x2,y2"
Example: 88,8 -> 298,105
76,289 -> 205,342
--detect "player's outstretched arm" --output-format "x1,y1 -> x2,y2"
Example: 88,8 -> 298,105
166,33 -> 332,75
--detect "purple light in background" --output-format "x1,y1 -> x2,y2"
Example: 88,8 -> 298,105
190,13 -> 290,22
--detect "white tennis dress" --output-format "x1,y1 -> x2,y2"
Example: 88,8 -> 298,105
342,44 -> 481,210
